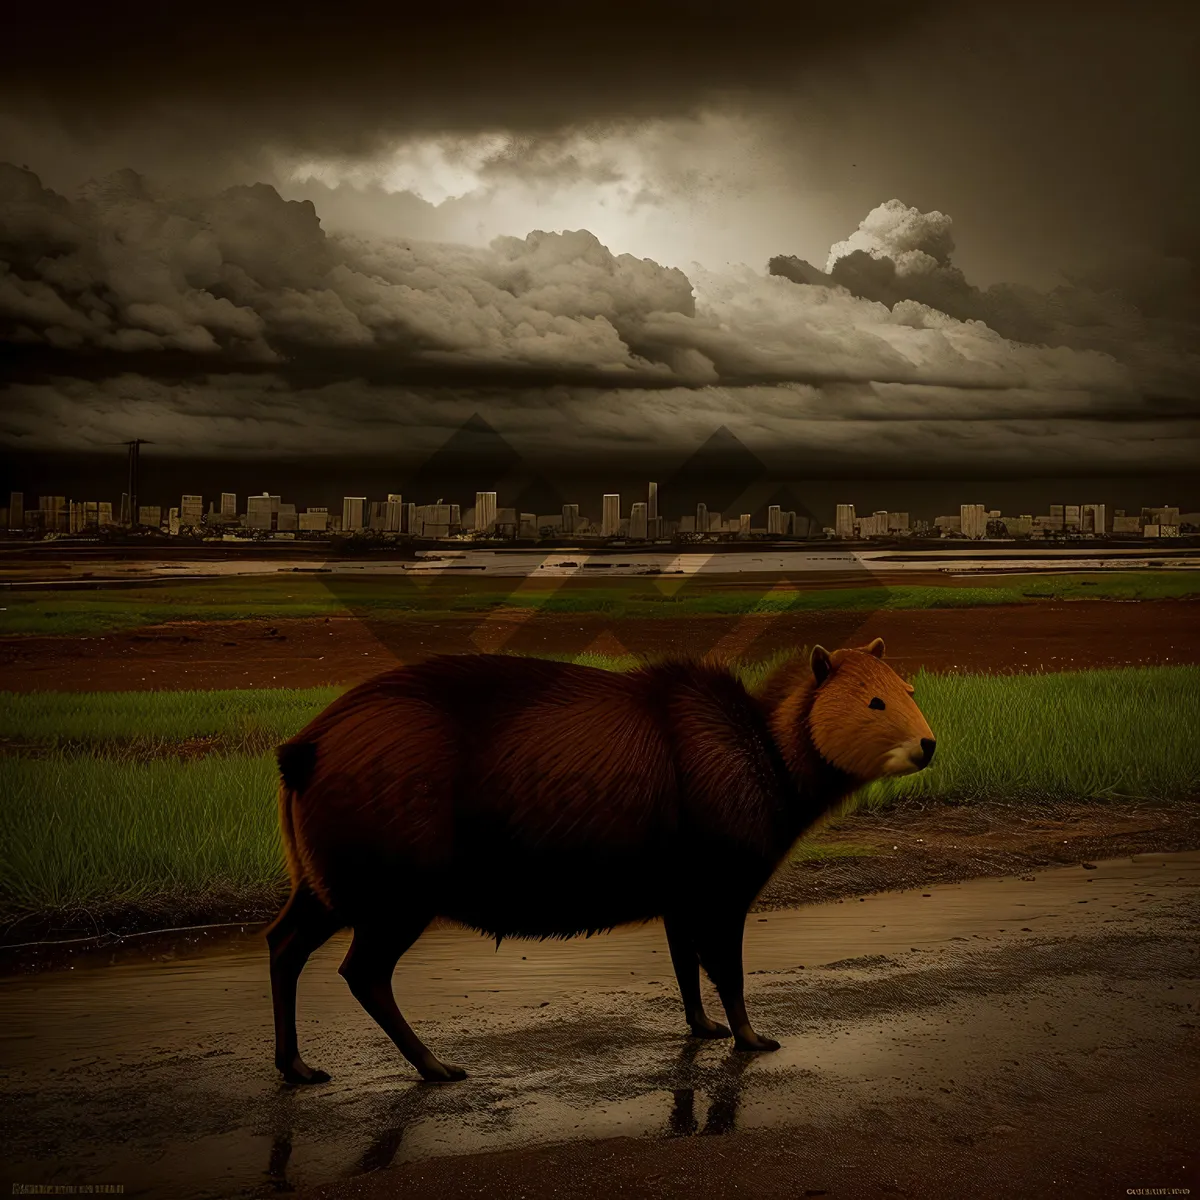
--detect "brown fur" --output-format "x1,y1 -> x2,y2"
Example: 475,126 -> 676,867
265,641 -> 934,1084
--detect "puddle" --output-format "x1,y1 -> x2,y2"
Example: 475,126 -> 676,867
2,851 -> 1197,1199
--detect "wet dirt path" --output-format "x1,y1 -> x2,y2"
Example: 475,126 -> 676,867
2,852 -> 1198,1199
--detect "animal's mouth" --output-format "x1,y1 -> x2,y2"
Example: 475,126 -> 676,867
881,738 -> 937,776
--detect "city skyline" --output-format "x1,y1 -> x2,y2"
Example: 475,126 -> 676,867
8,476 -> 1195,543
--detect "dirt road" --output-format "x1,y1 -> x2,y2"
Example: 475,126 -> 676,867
3,598 -> 1200,691
2,852 -> 1197,1199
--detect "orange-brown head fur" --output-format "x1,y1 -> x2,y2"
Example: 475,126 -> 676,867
767,638 -> 936,785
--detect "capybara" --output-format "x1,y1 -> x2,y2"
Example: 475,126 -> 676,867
265,639 -> 935,1084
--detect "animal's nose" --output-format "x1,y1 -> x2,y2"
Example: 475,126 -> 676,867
920,738 -> 937,766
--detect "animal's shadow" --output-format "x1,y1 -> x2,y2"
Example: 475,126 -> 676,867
264,1037 -> 756,1189
664,1037 -> 755,1137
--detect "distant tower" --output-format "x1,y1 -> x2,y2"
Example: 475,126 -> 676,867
124,439 -> 150,526
602,494 -> 621,537
629,502 -> 648,540
696,502 -> 708,535
835,504 -> 856,539
474,491 -> 498,533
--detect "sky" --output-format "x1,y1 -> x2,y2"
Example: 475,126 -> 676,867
1,0 -> 1198,517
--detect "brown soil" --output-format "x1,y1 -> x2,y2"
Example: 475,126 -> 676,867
3,598 -> 1199,691
757,797 -> 1200,910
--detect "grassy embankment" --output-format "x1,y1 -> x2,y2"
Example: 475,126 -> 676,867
2,570 -> 1198,636
2,659 -> 1198,937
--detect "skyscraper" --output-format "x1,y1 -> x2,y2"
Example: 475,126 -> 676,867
247,494 -> 274,530
561,503 -> 579,535
342,496 -> 365,532
8,492 -> 23,531
475,491 -> 498,533
602,494 -> 621,536
180,494 -> 203,526
629,502 -> 648,540
960,503 -> 988,539
767,505 -> 782,535
220,493 -> 237,520
385,493 -> 404,533
835,504 -> 856,539
696,502 -> 708,535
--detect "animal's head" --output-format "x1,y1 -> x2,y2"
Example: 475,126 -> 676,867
801,638 -> 936,781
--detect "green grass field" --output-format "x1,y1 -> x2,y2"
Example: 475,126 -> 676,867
2,658 -> 1198,935
3,570 -> 1197,636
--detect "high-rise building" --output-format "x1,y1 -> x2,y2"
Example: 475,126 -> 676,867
475,491 -> 498,533
561,503 -> 579,535
180,494 -> 203,526
648,482 -> 658,521
168,506 -> 180,536
519,513 -> 538,539
887,511 -> 910,533
342,496 -> 365,532
246,494 -> 274,530
8,492 -> 23,530
629,502 -> 648,540
138,504 -> 162,527
39,496 -> 67,533
299,508 -> 329,533
277,504 -> 298,531
385,493 -> 404,533
98,501 -> 113,527
696,503 -> 708,536
602,494 -> 621,536
1049,504 -> 1065,531
739,513 -> 752,537
767,505 -> 782,535
1081,503 -> 1107,535
835,504 -> 856,539
960,503 -> 988,539
220,493 -> 237,520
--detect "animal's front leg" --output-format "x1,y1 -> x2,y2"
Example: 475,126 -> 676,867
697,914 -> 780,1053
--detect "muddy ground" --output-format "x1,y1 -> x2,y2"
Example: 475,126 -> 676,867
3,597 -> 1200,691
2,852 -> 1197,1200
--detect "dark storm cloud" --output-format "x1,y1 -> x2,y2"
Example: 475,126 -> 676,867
770,200 -> 1200,397
0,1 -> 947,153
5,164 -> 1131,395
3,164 -> 1196,479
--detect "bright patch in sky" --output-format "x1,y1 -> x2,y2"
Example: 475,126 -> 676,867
277,115 -> 807,271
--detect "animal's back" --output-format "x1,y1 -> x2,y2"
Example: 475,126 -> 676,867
280,654 -> 789,936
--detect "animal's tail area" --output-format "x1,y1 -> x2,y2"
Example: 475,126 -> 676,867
264,741 -> 320,938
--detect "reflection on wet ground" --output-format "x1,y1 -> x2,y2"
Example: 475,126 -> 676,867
2,852 -> 1197,1198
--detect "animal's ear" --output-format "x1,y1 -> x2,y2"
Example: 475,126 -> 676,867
864,637 -> 885,658
811,644 -> 833,686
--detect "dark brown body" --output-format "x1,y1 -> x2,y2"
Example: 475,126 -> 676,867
265,647 -> 932,1084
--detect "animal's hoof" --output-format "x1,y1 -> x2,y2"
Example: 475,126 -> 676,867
279,1058 -> 331,1085
734,1033 -> 781,1053
419,1058 -> 468,1083
688,1018 -> 732,1039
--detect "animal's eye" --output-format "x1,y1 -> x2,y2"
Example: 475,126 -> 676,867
868,697 -> 886,710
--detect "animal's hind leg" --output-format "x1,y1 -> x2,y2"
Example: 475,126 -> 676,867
339,915 -> 466,1083
267,885 -> 344,1085
696,913 -> 780,1053
663,915 -> 731,1039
